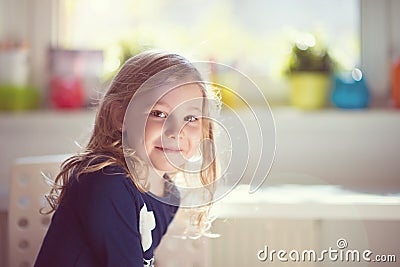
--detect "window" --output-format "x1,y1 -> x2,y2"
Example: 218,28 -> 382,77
57,0 -> 360,104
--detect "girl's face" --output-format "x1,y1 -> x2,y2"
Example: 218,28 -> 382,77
124,83 -> 204,174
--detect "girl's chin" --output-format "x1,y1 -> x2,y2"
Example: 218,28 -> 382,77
152,162 -> 180,174
151,155 -> 187,172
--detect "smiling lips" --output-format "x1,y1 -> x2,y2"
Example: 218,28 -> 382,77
155,146 -> 183,153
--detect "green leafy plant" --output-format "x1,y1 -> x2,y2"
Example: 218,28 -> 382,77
286,43 -> 335,74
118,40 -> 151,65
104,39 -> 153,81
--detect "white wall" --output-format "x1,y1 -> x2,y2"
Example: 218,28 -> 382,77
1,108 -> 400,210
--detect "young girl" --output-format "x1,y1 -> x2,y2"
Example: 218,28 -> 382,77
34,51 -> 220,267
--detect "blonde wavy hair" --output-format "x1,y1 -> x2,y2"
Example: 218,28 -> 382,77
44,50 -> 220,236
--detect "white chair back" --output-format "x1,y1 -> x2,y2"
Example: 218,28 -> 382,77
8,155 -> 68,267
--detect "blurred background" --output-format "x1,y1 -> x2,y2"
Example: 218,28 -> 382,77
1,0 -> 400,266
1,0 -> 363,107
1,0 -> 399,107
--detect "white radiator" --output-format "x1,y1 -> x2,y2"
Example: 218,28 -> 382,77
209,218 -> 320,267
155,216 -> 320,267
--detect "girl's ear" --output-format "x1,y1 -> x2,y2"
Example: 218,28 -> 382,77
110,101 -> 124,132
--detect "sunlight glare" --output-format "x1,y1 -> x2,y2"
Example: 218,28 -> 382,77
351,68 -> 362,81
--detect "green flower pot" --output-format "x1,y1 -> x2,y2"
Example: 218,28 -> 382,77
289,72 -> 331,109
0,85 -> 39,111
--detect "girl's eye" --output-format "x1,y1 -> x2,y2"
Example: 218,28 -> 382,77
150,110 -> 167,118
184,115 -> 198,122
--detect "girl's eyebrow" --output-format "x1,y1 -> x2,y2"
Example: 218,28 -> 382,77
153,101 -> 171,109
189,106 -> 202,112
155,101 -> 202,112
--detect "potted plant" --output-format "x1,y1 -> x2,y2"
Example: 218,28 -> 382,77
104,39 -> 152,82
286,42 -> 335,109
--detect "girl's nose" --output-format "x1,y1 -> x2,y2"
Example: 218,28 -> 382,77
163,121 -> 184,139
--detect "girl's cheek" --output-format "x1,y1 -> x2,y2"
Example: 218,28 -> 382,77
187,126 -> 203,151
145,119 -> 163,134
186,123 -> 202,137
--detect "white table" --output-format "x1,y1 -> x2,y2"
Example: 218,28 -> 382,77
212,184 -> 400,220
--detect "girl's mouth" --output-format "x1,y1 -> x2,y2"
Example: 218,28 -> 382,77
155,146 -> 183,153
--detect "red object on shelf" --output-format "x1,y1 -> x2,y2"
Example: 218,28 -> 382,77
50,76 -> 84,109
392,58 -> 400,108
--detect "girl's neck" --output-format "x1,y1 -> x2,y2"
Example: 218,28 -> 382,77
147,168 -> 166,197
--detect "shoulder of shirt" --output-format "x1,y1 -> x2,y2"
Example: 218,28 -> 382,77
70,163 -> 143,199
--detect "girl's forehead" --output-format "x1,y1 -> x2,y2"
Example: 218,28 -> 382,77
157,83 -> 204,105
128,82 -> 205,113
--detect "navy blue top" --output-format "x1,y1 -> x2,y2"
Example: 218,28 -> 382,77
34,164 -> 179,267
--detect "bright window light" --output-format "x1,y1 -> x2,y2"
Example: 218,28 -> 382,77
57,0 -> 360,102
